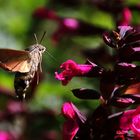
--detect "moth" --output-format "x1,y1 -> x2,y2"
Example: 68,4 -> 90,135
0,33 -> 46,100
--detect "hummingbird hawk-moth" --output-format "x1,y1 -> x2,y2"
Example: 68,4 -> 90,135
0,34 -> 46,100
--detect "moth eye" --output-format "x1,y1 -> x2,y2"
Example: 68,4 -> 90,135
39,47 -> 46,52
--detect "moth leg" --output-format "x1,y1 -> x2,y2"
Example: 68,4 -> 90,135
39,53 -> 42,72
39,62 -> 42,72
35,70 -> 40,85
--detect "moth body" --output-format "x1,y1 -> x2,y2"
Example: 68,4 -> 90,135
14,44 -> 46,100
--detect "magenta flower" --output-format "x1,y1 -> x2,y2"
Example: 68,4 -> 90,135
63,18 -> 79,30
120,106 -> 140,138
52,17 -> 105,43
63,119 -> 79,140
61,102 -> 86,140
55,60 -> 97,85
119,8 -> 132,25
52,18 -> 80,43
0,131 -> 12,140
33,7 -> 105,43
132,114 -> 140,138
62,102 -> 77,120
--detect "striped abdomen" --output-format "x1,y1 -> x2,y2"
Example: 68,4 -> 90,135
14,69 -> 35,100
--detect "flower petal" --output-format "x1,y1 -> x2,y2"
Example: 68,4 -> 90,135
55,60 -> 95,85
61,102 -> 77,120
63,120 -> 79,140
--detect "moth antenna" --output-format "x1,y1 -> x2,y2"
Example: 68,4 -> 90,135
40,31 -> 47,44
40,31 -> 56,61
34,33 -> 39,44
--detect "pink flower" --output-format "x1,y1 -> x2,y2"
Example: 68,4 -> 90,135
0,131 -> 12,140
55,60 -> 96,85
62,102 -> 77,120
63,120 -> 79,140
119,8 -> 132,25
120,106 -> 140,138
131,114 -> 140,138
6,101 -> 26,114
63,18 -> 79,30
61,102 -> 86,140
52,18 -> 79,43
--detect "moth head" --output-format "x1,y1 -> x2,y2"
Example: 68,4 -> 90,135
37,44 -> 46,53
27,44 -> 46,53
33,32 -> 46,53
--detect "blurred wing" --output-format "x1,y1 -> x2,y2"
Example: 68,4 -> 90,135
0,49 -> 31,73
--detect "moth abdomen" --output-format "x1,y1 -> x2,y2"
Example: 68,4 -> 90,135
14,71 -> 35,100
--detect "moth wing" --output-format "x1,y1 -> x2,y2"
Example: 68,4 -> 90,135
0,49 -> 31,73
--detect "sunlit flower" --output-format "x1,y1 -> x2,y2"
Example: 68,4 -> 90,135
55,60 -> 96,85
61,102 -> 86,140
131,114 -> 140,138
0,131 -> 12,140
63,120 -> 79,140
63,18 -> 79,30
120,106 -> 140,138
119,8 -> 132,25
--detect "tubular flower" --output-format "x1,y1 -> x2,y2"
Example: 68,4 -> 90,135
0,131 -> 12,140
61,102 -> 86,140
55,60 -> 96,85
120,106 -> 140,138
119,8 -> 132,25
